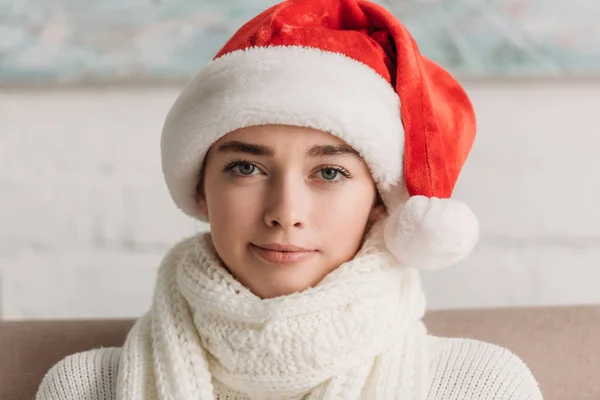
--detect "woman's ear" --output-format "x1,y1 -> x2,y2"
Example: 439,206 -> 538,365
196,159 -> 209,218
368,191 -> 387,224
195,177 -> 209,218
363,199 -> 386,239
197,195 -> 209,217
368,202 -> 386,224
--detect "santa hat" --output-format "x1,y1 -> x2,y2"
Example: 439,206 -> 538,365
161,0 -> 479,270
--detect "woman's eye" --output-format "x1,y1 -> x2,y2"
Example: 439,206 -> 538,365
319,168 -> 341,181
232,163 -> 258,175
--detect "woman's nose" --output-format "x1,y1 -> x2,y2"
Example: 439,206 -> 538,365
263,177 -> 309,230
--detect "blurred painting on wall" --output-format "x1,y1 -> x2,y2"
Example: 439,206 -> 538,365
1,0 -> 599,85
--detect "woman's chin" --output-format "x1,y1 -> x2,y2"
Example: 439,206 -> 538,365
248,271 -> 324,299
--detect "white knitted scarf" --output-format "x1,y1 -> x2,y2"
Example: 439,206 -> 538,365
116,220 -> 430,400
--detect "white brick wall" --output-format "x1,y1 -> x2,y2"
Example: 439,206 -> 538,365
0,87 -> 207,320
1,80 -> 599,320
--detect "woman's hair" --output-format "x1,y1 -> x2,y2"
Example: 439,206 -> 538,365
196,156 -> 208,200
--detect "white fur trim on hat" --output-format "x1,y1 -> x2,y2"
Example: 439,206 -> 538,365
161,45 -> 405,219
383,196 -> 480,270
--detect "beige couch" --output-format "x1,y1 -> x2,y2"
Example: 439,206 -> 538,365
1,304 -> 599,400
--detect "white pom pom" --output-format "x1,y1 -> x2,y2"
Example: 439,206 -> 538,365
383,195 -> 479,270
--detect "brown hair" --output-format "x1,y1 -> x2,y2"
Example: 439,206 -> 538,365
195,157 -> 208,201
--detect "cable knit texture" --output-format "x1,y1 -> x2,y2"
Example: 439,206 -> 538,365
36,338 -> 543,400
36,221 -> 543,399
117,219 -> 430,400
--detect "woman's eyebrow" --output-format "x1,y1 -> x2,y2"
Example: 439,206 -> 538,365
307,144 -> 360,159
217,141 -> 275,156
217,141 -> 360,159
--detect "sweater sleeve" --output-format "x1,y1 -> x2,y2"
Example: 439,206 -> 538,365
36,347 -> 122,400
427,336 -> 544,400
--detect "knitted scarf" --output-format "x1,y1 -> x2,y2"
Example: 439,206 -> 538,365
116,220 -> 430,400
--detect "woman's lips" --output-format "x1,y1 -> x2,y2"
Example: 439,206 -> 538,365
250,244 -> 318,264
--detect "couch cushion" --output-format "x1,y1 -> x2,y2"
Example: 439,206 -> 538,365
424,304 -> 600,400
0,319 -> 133,400
1,305 -> 598,400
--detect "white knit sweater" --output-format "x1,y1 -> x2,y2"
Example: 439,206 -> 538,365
36,221 -> 543,400
37,335 -> 543,400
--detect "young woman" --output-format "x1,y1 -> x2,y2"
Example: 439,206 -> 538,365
37,0 -> 543,399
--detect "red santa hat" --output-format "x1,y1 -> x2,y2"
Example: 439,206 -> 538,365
161,0 -> 479,270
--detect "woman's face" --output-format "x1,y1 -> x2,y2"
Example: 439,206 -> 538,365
197,125 -> 385,299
